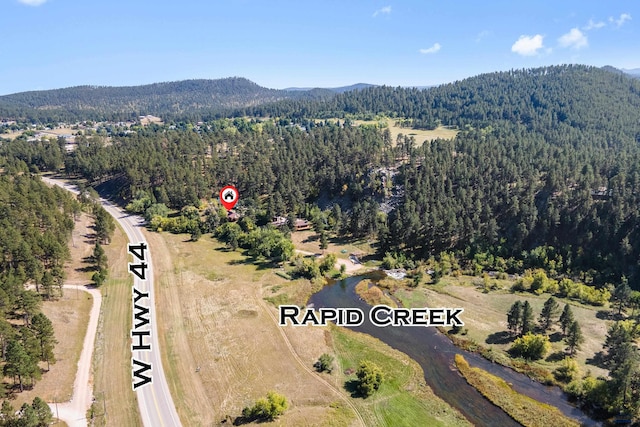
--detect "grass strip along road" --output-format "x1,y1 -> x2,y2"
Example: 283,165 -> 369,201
43,176 -> 182,427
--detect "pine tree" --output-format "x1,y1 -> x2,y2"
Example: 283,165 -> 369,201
507,301 -> 522,334
611,282 -> 632,315
565,321 -> 584,356
603,322 -> 633,368
3,340 -> 39,392
93,242 -> 107,269
521,301 -> 534,335
31,397 -> 53,426
559,304 -> 574,336
539,296 -> 560,331
31,312 -> 57,371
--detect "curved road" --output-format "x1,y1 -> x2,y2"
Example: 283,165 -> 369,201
43,177 -> 182,427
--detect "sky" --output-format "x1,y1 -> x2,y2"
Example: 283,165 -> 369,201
0,0 -> 638,95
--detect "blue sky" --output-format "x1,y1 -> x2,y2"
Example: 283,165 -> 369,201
0,0 -> 637,95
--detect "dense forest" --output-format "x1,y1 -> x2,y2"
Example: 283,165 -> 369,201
0,158 -> 79,397
0,78 -> 334,123
3,65 -> 640,290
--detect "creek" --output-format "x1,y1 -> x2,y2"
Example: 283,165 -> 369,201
309,273 -> 599,427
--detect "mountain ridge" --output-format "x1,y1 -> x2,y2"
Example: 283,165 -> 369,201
0,77 -> 337,121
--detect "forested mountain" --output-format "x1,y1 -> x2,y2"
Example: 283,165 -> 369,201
622,68 -> 640,77
238,65 -> 640,125
0,78 -> 333,123
4,64 -> 640,287
284,83 -> 376,93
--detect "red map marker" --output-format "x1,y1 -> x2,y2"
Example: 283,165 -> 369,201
219,185 -> 239,210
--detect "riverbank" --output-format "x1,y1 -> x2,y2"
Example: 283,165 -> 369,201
455,354 -> 580,427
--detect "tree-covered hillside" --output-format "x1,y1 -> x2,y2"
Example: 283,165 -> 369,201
0,158 -> 79,395
0,77 -> 333,123
4,64 -> 640,287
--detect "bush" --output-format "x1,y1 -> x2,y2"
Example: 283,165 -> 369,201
356,360 -> 383,397
241,391 -> 288,421
314,353 -> 334,373
509,333 -> 550,360
292,257 -> 321,279
553,357 -> 578,382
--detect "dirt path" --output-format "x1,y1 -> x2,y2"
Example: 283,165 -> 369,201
258,295 -> 366,427
49,283 -> 102,427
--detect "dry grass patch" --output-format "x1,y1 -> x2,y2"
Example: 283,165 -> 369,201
355,281 -> 396,307
12,291 -> 92,408
146,232 -> 355,426
91,225 -> 141,427
353,119 -> 458,145
395,281 -> 609,378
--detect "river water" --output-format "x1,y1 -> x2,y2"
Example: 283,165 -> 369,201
308,273 -> 600,427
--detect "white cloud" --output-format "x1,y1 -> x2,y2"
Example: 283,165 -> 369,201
373,6 -> 392,17
511,34 -> 544,56
558,28 -> 588,49
419,43 -> 441,54
18,0 -> 47,5
583,19 -> 606,30
609,13 -> 632,27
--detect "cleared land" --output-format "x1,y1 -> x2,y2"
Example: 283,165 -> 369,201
146,231 -> 469,426
291,231 -> 374,260
291,231 -> 376,274
147,232 -> 351,426
353,119 -> 458,145
395,277 -> 609,378
1,127 -> 77,140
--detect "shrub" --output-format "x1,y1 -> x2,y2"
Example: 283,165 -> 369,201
314,353 -> 334,373
553,357 -> 578,382
509,333 -> 550,360
356,360 -> 383,397
242,391 -> 288,421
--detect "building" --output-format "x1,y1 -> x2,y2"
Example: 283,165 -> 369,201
294,219 -> 312,231
270,216 -> 287,227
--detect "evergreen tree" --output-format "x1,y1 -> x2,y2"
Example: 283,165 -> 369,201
507,301 -> 522,334
31,313 -> 57,371
32,396 -> 54,426
92,242 -> 107,269
611,282 -> 633,315
559,304 -> 574,336
565,321 -> 584,356
603,322 -> 634,368
521,301 -> 534,335
539,296 -> 560,331
4,340 -> 39,392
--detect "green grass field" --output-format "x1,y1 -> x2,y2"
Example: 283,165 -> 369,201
394,276 -> 610,381
331,326 -> 470,427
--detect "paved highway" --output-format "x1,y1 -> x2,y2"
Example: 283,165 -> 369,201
43,177 -> 183,427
